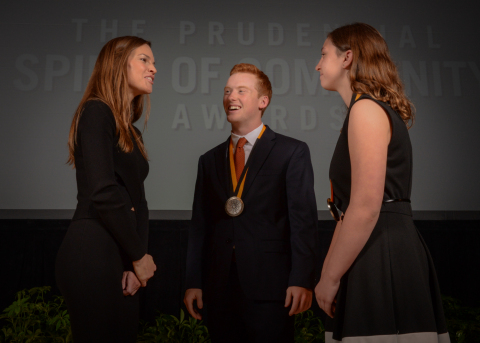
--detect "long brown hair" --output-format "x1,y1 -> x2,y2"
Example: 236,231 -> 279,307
68,36 -> 151,166
329,23 -> 415,128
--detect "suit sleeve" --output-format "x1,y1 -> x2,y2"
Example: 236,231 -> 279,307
286,142 -> 318,289
78,103 -> 146,262
185,155 -> 207,289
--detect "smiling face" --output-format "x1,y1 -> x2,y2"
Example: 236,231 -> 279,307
315,38 -> 349,92
223,72 -> 269,132
126,44 -> 157,100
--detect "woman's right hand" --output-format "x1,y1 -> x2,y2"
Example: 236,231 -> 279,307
132,254 -> 156,287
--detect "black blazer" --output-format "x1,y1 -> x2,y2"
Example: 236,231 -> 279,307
186,126 -> 318,301
71,100 -> 149,263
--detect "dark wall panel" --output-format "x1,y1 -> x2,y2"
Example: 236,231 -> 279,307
1,219 -> 478,322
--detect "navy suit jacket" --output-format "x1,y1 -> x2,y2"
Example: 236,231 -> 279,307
186,126 -> 318,301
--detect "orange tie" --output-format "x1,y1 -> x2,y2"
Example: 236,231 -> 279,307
234,138 -> 247,183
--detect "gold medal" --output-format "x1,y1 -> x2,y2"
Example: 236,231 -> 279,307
225,196 -> 244,217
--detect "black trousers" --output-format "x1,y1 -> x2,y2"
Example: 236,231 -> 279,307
205,258 -> 295,343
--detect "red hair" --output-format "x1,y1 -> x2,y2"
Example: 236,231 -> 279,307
230,63 -> 272,114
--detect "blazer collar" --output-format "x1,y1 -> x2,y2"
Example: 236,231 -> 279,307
214,136 -> 232,199
242,125 -> 276,199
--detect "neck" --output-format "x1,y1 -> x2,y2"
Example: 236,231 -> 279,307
231,118 -> 262,136
338,85 -> 353,107
128,89 -> 137,103
335,72 -> 353,107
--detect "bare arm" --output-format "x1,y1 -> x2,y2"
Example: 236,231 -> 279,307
321,220 -> 342,276
315,209 -> 342,316
316,99 -> 391,317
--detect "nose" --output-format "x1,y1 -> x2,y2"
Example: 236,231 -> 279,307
150,64 -> 157,74
315,60 -> 321,71
227,91 -> 237,100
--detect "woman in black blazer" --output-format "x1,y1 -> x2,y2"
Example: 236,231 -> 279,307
55,36 -> 157,342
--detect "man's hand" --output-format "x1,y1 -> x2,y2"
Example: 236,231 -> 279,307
132,254 -> 156,287
184,288 -> 203,320
122,271 -> 141,296
284,286 -> 312,316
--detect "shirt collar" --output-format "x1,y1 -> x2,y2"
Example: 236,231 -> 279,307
231,123 -> 264,148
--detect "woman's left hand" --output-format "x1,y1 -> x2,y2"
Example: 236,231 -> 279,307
122,271 -> 141,296
315,274 -> 340,318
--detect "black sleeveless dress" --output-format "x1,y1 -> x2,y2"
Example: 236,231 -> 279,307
325,94 -> 450,342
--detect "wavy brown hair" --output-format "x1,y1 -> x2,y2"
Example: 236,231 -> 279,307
68,36 -> 151,166
329,23 -> 415,128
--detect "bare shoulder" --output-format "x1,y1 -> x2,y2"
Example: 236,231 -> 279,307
349,99 -> 390,134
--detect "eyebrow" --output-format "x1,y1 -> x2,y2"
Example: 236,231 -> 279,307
139,53 -> 155,64
224,85 -> 251,90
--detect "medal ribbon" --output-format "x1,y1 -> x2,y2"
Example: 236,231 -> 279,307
229,125 -> 266,199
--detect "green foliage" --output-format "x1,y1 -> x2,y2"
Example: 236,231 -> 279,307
443,296 -> 480,343
136,309 -> 210,343
2,287 -> 479,343
294,310 -> 325,343
0,287 -> 72,343
137,309 -> 327,343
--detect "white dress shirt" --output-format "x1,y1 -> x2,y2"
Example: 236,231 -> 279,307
230,123 -> 264,165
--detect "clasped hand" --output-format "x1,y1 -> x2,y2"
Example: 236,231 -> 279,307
122,271 -> 141,296
132,253 -> 156,287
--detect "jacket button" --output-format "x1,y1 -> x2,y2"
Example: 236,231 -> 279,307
226,239 -> 231,244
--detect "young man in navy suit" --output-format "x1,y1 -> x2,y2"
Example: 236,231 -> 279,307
184,63 -> 318,342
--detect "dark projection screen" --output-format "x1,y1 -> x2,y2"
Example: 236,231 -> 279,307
1,0 -> 479,212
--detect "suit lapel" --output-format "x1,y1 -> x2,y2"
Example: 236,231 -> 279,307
214,136 -> 231,199
242,126 -> 276,199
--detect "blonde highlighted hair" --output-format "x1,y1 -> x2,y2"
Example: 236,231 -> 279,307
68,36 -> 151,166
329,23 -> 415,127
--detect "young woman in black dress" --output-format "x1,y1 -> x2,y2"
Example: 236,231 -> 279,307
314,23 -> 450,342
56,36 -> 157,342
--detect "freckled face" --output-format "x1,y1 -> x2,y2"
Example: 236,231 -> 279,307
223,72 -> 268,125
315,38 -> 346,91
127,44 -> 157,99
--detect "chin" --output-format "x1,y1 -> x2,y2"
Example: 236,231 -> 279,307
226,113 -> 240,124
321,83 -> 335,92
